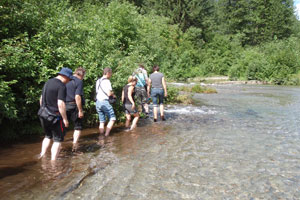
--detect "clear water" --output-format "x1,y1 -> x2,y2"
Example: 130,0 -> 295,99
1,84 -> 300,199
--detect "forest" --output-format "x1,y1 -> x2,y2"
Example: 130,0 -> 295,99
1,0 -> 300,142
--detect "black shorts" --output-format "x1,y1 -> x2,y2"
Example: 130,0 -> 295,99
40,117 -> 66,142
66,103 -> 83,130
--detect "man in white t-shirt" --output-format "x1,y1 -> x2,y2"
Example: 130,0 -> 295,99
95,67 -> 116,137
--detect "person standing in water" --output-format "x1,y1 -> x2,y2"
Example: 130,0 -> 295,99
122,75 -> 140,130
95,67 -> 116,137
134,64 -> 149,116
148,65 -> 167,122
66,67 -> 86,151
39,67 -> 72,161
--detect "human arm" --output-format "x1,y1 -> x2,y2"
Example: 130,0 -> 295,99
144,70 -> 149,89
40,85 -> 45,106
146,77 -> 150,97
58,99 -> 69,127
75,95 -> 84,118
162,77 -> 167,97
58,85 -> 68,127
147,79 -> 152,97
75,80 -> 84,118
107,90 -> 116,98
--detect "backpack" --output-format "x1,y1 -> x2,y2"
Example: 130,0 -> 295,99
133,68 -> 146,86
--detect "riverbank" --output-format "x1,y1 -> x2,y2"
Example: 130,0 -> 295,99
187,76 -> 269,85
168,77 -> 271,105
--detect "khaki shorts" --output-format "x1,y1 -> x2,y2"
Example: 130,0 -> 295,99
135,86 -> 148,105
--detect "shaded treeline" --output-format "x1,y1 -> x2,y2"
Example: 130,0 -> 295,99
0,0 -> 300,141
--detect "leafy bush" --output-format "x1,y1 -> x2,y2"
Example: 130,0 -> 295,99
229,37 -> 300,84
0,0 -> 300,142
165,86 -> 193,104
165,86 -> 180,104
178,85 -> 217,94
198,34 -> 243,76
0,0 -> 205,141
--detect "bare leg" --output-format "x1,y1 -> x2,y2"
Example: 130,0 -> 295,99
130,113 -> 139,130
125,114 -> 131,128
51,142 -> 61,161
73,130 -> 81,144
160,104 -> 165,120
153,106 -> 158,121
72,130 -> 81,152
105,120 -> 115,137
99,122 -> 105,134
144,103 -> 149,114
40,137 -> 51,158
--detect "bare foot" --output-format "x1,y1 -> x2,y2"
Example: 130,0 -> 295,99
72,143 -> 79,152
97,139 -> 105,146
36,154 -> 44,160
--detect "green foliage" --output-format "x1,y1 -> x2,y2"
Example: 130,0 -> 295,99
218,0 -> 295,46
197,34 -> 242,76
0,78 -> 17,122
287,71 -> 300,85
0,0 -> 63,40
229,37 -> 300,84
0,0 -> 204,141
178,85 -> 217,94
165,86 -> 180,104
0,0 -> 299,142
165,86 -> 193,104
139,0 -> 216,42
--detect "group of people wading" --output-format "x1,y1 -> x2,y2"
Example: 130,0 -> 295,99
38,65 -> 167,160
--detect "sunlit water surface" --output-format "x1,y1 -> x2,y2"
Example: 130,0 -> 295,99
1,84 -> 300,199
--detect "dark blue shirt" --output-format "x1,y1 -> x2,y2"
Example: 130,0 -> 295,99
66,76 -> 84,103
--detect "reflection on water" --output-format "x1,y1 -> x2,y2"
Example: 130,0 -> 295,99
1,84 -> 300,199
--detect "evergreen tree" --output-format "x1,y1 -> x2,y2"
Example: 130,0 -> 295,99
134,0 -> 216,42
219,0 -> 295,45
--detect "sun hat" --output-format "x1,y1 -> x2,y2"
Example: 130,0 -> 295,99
58,67 -> 73,79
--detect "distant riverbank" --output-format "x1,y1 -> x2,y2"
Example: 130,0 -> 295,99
186,76 -> 269,85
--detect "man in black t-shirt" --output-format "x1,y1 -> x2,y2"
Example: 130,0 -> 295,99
39,67 -> 72,161
66,67 -> 86,151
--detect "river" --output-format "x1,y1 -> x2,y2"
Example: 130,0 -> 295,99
0,84 -> 300,199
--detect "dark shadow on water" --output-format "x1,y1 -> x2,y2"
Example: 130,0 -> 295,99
78,132 -> 99,140
0,161 -> 37,179
61,143 -> 102,157
74,143 -> 102,154
0,136 -> 43,149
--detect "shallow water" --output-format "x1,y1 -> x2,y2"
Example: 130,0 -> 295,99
1,84 -> 300,199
